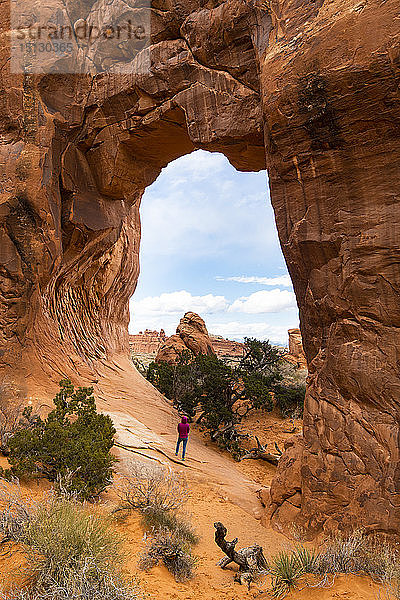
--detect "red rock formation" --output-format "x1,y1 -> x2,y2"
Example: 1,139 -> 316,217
262,0 -> 400,538
286,329 -> 307,370
176,312 -> 215,356
209,335 -> 244,360
156,334 -> 189,365
129,330 -> 166,355
0,0 -> 399,537
156,312 -> 215,364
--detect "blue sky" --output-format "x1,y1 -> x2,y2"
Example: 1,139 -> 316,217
129,150 -> 299,345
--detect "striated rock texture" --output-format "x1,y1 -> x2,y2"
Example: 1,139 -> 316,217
0,0 -> 399,537
209,335 -> 244,361
129,330 -> 166,355
156,312 -> 215,364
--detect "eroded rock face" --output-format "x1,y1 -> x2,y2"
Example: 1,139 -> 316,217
209,335 -> 244,361
0,0 -> 399,537
129,330 -> 166,355
156,312 -> 215,363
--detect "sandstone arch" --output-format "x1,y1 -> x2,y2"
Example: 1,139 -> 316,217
0,0 -> 399,537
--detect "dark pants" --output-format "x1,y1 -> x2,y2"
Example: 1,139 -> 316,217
175,437 -> 188,459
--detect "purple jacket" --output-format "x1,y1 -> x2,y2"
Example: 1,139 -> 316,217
177,416 -> 190,439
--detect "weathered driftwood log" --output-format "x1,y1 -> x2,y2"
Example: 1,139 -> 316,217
240,436 -> 282,466
214,522 -> 268,587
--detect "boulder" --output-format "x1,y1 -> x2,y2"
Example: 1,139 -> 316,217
155,335 -> 189,365
156,312 -> 215,364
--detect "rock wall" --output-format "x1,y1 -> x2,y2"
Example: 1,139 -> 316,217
130,328 -> 244,362
209,335 -> 244,361
0,0 -> 399,537
263,0 -> 400,537
129,330 -> 166,355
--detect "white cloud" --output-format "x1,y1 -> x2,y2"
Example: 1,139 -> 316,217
130,314 -> 179,336
131,288 -> 296,319
139,150 -> 274,261
216,275 -> 292,287
228,289 -> 297,314
209,321 -> 293,345
162,150 -> 227,185
131,290 -> 229,316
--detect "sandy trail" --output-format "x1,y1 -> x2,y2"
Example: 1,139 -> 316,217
0,358 -> 392,599
92,359 -> 392,599
95,357 -> 265,518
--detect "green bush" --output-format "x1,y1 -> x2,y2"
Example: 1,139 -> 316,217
7,379 -> 116,499
273,383 -> 306,418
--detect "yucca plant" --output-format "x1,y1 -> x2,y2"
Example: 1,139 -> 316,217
270,551 -> 305,598
292,545 -> 320,573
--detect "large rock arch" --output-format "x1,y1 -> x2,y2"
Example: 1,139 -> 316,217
0,0 -> 399,536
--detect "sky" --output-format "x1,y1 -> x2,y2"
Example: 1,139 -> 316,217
128,150 -> 299,346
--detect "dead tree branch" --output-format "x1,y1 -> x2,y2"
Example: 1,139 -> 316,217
214,522 -> 268,588
240,436 -> 282,466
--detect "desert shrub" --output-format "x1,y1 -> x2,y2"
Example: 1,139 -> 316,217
7,379 -> 116,499
270,550 -> 305,598
2,570 -> 141,600
0,483 -> 140,600
146,361 -> 175,400
273,383 -> 306,418
139,528 -> 197,582
115,461 -> 199,581
317,530 -> 400,579
317,529 -> 367,574
268,533 -> 400,598
0,381 -> 40,457
131,358 -> 147,377
115,461 -> 199,545
116,461 -> 188,513
141,507 -> 199,546
292,546 -> 320,573
0,480 -> 33,544
24,499 -> 122,586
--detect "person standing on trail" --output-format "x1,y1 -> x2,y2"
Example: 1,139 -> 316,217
175,416 -> 190,460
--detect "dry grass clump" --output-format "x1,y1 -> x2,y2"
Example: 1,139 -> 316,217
316,529 -> 366,574
141,507 -> 199,546
115,461 -> 199,543
115,461 -> 199,581
116,461 -> 188,513
138,528 -> 197,582
268,530 -> 400,598
316,529 -> 399,579
0,481 -> 140,600
2,569 -> 141,600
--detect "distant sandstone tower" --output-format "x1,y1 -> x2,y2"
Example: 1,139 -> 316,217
156,312 -> 215,364
287,328 -> 307,369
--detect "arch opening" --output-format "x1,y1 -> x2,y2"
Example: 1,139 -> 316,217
129,149 -> 300,349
